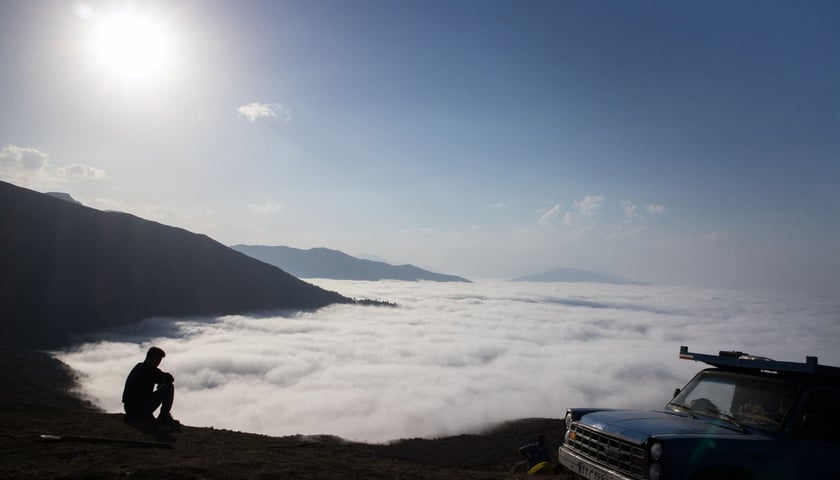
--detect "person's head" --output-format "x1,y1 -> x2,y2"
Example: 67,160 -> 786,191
145,346 -> 166,366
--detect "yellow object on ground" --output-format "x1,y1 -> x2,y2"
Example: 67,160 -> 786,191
527,461 -> 552,475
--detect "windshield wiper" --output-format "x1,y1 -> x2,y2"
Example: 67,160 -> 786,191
667,402 -> 747,432
712,411 -> 747,432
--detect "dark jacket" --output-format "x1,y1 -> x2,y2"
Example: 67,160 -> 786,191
122,362 -> 174,409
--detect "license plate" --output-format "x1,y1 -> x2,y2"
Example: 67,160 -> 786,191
559,448 -> 622,480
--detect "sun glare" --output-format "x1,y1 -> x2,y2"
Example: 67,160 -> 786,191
85,8 -> 175,87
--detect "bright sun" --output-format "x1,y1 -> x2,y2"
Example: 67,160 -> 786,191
85,8 -> 175,86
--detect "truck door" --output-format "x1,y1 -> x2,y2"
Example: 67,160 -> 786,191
788,388 -> 840,477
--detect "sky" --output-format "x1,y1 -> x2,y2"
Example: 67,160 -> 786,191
1,1 -> 839,293
56,280 -> 840,443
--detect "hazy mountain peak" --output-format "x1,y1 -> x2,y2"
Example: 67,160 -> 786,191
511,267 -> 647,285
45,192 -> 82,205
232,244 -> 471,282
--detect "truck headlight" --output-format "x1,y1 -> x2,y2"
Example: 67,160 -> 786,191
649,442 -> 663,461
648,463 -> 662,480
565,412 -> 573,430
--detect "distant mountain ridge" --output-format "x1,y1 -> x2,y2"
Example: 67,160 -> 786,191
0,181 -> 350,349
511,267 -> 647,285
232,245 -> 471,282
45,192 -> 82,205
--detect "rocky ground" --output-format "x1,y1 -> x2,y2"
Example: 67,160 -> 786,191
0,347 -> 574,479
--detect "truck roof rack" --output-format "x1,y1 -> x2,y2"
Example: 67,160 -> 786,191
679,346 -> 840,377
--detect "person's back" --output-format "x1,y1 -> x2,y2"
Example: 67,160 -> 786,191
122,346 -> 178,425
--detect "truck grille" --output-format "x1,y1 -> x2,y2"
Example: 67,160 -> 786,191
566,424 -> 647,479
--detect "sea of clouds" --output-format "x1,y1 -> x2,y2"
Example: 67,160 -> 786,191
55,281 -> 840,443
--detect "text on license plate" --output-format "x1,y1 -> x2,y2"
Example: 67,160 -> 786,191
573,461 -> 620,480
559,449 -> 621,480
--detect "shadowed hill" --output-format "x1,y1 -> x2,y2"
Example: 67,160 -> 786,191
232,245 -> 472,282
0,347 -> 99,413
0,181 -> 351,349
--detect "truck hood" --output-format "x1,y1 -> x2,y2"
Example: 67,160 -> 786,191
578,409 -> 759,443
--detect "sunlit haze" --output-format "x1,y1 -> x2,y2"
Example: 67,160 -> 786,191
85,7 -> 176,86
1,1 -> 839,292
56,281 -> 840,443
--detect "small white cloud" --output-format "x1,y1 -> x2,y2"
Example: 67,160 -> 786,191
645,204 -> 666,214
537,204 -> 562,226
249,202 -> 284,214
0,144 -> 49,172
0,145 -> 109,188
556,195 -> 604,228
622,200 -> 639,220
237,102 -> 292,122
537,196 -> 604,229
488,202 -> 507,209
56,163 -> 108,180
576,195 -> 604,217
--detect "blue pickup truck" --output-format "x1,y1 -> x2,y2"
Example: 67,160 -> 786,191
557,346 -> 840,480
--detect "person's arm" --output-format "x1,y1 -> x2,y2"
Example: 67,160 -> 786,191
153,367 -> 174,385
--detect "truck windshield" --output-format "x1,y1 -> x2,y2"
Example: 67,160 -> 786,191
668,371 -> 798,432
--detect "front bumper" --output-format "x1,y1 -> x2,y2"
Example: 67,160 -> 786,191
558,446 -> 634,480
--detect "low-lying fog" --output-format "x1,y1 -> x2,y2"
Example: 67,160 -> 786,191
56,281 -> 840,443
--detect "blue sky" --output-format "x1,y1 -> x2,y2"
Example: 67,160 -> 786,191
1,1 -> 838,293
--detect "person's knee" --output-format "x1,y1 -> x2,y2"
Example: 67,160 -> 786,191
158,382 -> 174,394
157,383 -> 175,397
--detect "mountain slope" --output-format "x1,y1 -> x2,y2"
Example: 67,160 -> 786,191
232,245 -> 471,282
0,181 -> 350,349
511,267 -> 647,285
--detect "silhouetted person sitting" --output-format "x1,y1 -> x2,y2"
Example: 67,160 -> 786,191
122,346 -> 178,426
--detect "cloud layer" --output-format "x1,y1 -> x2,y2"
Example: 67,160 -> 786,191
56,281 -> 840,443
